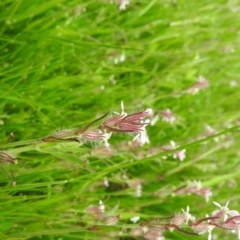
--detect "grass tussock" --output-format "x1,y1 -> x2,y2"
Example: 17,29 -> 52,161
1,0 -> 240,239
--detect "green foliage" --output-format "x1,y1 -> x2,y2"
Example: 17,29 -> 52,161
1,0 -> 240,239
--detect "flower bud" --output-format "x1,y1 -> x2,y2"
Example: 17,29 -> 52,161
0,151 -> 18,164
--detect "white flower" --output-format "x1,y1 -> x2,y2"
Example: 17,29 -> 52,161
181,206 -> 195,224
160,109 -> 176,124
133,122 -> 150,145
102,131 -> 112,147
150,115 -> 159,126
103,177 -> 109,187
170,141 -> 186,161
118,0 -> 130,10
130,216 -> 140,223
212,201 -> 229,221
99,200 -> 105,213
113,53 -> 126,64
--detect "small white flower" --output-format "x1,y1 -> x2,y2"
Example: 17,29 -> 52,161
103,177 -> 109,187
133,123 -> 150,145
173,149 -> 186,161
118,0 -> 130,10
212,201 -> 231,221
114,53 -> 126,64
185,75 -> 209,95
102,131 -> 112,147
170,140 -> 176,148
181,206 -> 195,224
150,115 -> 159,126
130,216 -> 140,223
99,200 -> 105,213
160,109 -> 176,124
113,100 -> 127,116
171,141 -> 186,161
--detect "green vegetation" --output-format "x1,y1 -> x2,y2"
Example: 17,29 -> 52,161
1,0 -> 240,239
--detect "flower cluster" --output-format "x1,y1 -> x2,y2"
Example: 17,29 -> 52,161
43,102 -> 152,148
174,180 -> 213,202
98,102 -> 152,146
84,201 -> 240,240
129,202 -> 240,240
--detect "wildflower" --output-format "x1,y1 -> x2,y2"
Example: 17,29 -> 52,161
132,124 -> 150,145
141,219 -> 197,238
159,109 -> 176,124
85,200 -> 105,219
220,215 -> 240,239
116,0 -> 130,10
130,216 -> 140,223
126,178 -> 142,197
187,181 -> 212,202
100,101 -> 127,128
173,149 -> 186,161
173,181 -> 212,202
113,53 -> 126,64
150,115 -> 159,126
185,75 -> 209,95
100,102 -> 152,145
171,206 -> 195,225
103,177 -> 109,187
170,141 -> 186,161
162,141 -> 186,161
0,151 -> 18,164
196,187 -> 212,202
190,217 -> 216,240
205,125 -> 219,142
211,201 -> 239,223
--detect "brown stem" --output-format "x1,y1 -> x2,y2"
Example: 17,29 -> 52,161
76,113 -> 109,135
167,224 -> 199,236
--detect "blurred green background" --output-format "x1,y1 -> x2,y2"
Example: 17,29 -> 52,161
1,0 -> 240,239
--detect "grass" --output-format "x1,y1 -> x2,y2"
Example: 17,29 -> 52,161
1,0 -> 240,239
